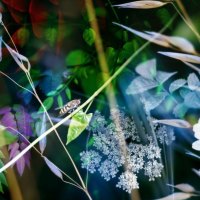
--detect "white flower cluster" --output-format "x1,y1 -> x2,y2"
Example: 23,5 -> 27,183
116,171 -> 139,193
80,109 -> 173,193
153,122 -> 175,145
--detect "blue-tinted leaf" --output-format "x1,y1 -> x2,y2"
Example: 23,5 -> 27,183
179,88 -> 191,98
184,92 -> 200,108
35,113 -> 47,153
67,110 -> 93,145
173,103 -> 188,118
169,79 -> 186,93
44,157 -> 63,179
126,76 -> 158,95
135,59 -> 157,80
156,71 -> 176,84
187,73 -> 200,90
141,91 -> 168,111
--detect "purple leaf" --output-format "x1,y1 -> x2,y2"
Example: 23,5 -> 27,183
13,105 -> 33,136
9,143 -> 20,158
16,153 -> 25,176
0,107 -> 11,115
20,142 -> 31,168
1,112 -> 17,135
44,157 -> 63,179
9,142 -> 31,175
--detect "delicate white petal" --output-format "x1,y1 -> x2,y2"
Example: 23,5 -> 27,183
192,140 -> 200,151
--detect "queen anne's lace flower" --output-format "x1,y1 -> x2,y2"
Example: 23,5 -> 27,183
80,150 -> 102,173
144,160 -> 164,181
80,109 -> 172,193
116,171 -> 139,193
154,123 -> 175,145
98,159 -> 119,181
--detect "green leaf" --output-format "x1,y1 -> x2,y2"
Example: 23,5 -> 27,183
87,137 -> 94,148
47,90 -> 57,96
38,97 -> 54,113
0,151 -> 4,159
66,110 -> 93,145
74,78 -> 79,85
56,84 -> 64,91
83,28 -> 96,46
66,50 -> 91,66
65,88 -> 71,100
0,160 -> 8,193
118,40 -> 138,63
105,47 -> 117,68
0,126 -> 18,147
57,95 -> 63,108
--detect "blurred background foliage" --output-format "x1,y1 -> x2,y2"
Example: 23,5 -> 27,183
0,0 -> 200,200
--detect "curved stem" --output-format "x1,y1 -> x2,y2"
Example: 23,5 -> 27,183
1,22 -> 19,54
5,126 -> 81,188
0,71 -> 35,96
1,20 -> 89,195
26,73 -> 87,190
